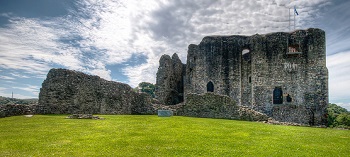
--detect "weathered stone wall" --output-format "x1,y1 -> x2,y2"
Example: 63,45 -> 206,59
131,93 -> 155,115
38,68 -> 154,115
185,28 -> 328,125
0,104 -> 36,118
155,53 -> 185,105
177,93 -> 269,121
271,104 -> 310,124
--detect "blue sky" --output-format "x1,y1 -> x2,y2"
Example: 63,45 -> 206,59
0,0 -> 349,110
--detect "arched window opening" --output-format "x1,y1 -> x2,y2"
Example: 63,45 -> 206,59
273,87 -> 283,104
207,81 -> 214,92
242,49 -> 251,61
242,49 -> 250,55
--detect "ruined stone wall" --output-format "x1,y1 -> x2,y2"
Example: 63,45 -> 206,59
38,68 -> 154,115
177,93 -> 268,121
155,53 -> 185,105
185,28 -> 328,125
0,104 -> 37,118
185,36 -> 246,105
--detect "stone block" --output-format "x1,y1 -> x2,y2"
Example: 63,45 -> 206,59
158,110 -> 173,117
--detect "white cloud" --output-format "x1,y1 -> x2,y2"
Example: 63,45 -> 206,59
0,17 -> 83,75
0,12 -> 14,18
321,0 -> 350,55
70,0 -> 141,64
0,87 -> 36,99
13,85 -> 40,96
4,80 -> 15,84
90,68 -> 112,81
0,15 -> 116,81
327,51 -> 350,104
0,76 -> 15,80
122,55 -> 159,87
10,73 -> 30,79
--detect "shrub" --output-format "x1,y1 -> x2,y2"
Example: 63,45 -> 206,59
327,103 -> 350,128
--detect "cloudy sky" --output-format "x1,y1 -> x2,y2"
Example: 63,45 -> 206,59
0,0 -> 349,110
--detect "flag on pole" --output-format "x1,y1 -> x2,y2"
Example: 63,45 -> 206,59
294,6 -> 299,15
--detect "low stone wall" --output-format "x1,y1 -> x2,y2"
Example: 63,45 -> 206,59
0,104 -> 37,118
131,93 -> 156,115
178,93 -> 269,121
271,104 -> 325,125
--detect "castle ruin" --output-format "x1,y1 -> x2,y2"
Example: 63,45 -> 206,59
156,28 -> 328,125
34,28 -> 328,125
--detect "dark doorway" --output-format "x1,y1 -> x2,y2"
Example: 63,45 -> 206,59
273,87 -> 283,104
207,81 -> 214,92
286,94 -> 292,102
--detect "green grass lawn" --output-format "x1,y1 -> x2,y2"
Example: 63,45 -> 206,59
0,115 -> 349,157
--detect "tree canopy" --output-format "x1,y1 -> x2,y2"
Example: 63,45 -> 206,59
327,103 -> 350,128
137,82 -> 156,98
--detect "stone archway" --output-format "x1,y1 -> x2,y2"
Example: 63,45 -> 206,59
273,87 -> 283,104
207,81 -> 214,92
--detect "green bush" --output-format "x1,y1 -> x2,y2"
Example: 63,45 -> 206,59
137,82 -> 156,98
336,113 -> 350,126
327,103 -> 350,128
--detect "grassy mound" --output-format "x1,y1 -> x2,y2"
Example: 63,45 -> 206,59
0,115 -> 349,156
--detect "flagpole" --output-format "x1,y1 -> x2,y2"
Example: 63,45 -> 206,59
289,7 -> 291,31
294,6 -> 296,30
292,0 -> 294,31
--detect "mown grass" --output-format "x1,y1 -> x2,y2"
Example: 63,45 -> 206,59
0,115 -> 349,157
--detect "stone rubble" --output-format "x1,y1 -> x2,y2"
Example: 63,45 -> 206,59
66,114 -> 104,120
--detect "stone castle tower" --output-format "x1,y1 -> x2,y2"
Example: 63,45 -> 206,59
156,28 -> 328,125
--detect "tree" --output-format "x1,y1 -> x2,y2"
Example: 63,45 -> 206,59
137,82 -> 156,98
335,113 -> 350,126
327,103 -> 350,128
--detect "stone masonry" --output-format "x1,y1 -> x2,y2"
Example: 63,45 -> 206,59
155,53 -> 186,105
177,93 -> 269,121
184,28 -> 328,125
0,104 -> 36,118
36,28 -> 328,125
155,28 -> 328,125
38,68 -> 155,115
